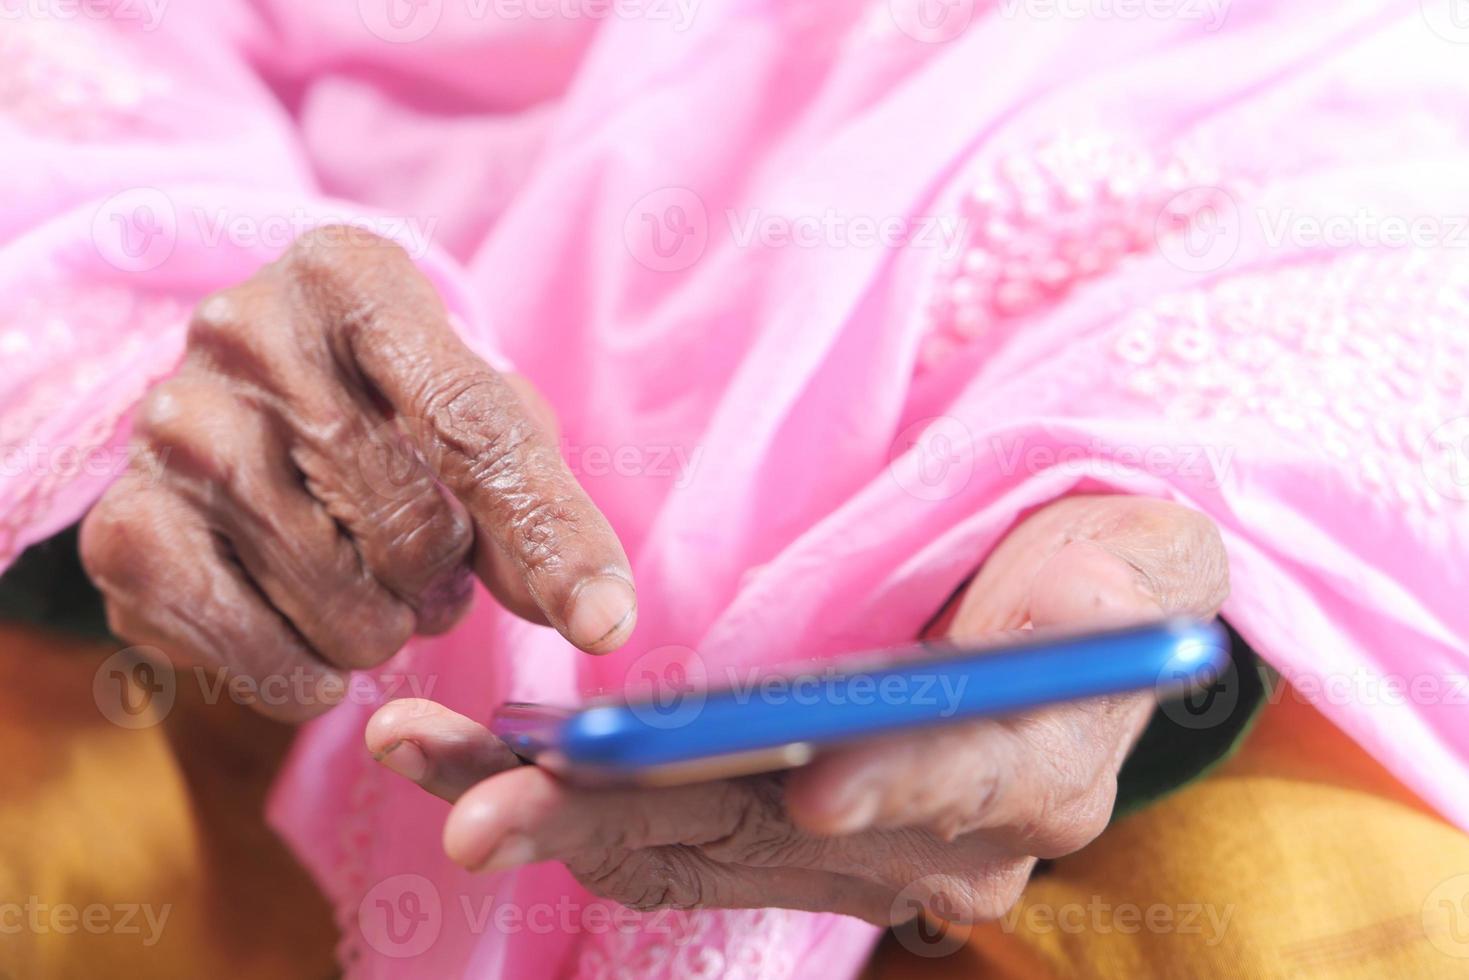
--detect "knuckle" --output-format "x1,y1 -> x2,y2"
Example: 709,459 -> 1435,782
420,372 -> 518,447
601,806 -> 656,856
421,502 -> 476,572
79,495 -> 129,583
502,496 -> 581,575
135,387 -> 301,518
381,481 -> 467,552
726,830 -> 815,867
1052,779 -> 1117,854
221,628 -> 340,718
289,225 -> 407,271
1116,499 -> 1230,613
132,380 -> 240,490
345,621 -> 412,669
409,569 -> 475,636
1015,766 -> 1114,858
1189,513 -> 1231,610
1012,791 -> 1065,848
80,487 -> 165,589
703,784 -> 816,866
133,379 -> 194,446
1164,502 -> 1226,568
578,852 -> 704,912
186,287 -> 254,348
281,228 -> 419,335
83,501 -> 169,647
308,583 -> 415,670
917,877 -> 984,924
380,493 -> 474,577
349,482 -> 474,606
930,809 -> 976,844
927,763 -> 1003,841
184,282 -> 305,394
1013,712 -> 1086,772
927,865 -> 1032,924
292,400 -> 358,453
355,444 -> 435,514
412,375 -> 586,568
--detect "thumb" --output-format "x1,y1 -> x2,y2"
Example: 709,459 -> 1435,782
1029,497 -> 1230,629
1027,539 -> 1164,631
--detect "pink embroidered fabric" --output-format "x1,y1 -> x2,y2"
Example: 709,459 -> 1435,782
4,1 -> 1468,976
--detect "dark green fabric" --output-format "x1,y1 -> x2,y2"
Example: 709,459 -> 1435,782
0,524 -> 111,639
1112,622 -> 1268,819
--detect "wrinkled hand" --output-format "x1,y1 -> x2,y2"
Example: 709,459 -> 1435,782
367,495 -> 1228,924
81,228 -> 637,721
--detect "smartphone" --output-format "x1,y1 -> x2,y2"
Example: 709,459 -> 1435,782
491,618 -> 1228,786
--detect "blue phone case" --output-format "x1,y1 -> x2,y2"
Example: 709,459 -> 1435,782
492,618 -> 1228,786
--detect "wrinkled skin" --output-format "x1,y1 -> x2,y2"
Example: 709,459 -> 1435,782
81,228 -> 638,722
82,228 -> 1230,924
368,494 -> 1229,925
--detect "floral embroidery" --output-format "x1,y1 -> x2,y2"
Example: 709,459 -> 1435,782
920,133 -> 1238,370
0,285 -> 187,565
1107,250 -> 1469,511
0,20 -> 172,140
575,906 -> 799,980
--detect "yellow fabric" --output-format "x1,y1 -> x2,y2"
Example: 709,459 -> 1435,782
0,623 -> 337,980
871,691 -> 1469,979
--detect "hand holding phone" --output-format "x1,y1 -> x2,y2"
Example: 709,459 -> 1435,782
368,495 -> 1233,927
493,618 -> 1228,786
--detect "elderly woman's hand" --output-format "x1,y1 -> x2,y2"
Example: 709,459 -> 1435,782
367,494 -> 1228,925
80,229 -> 638,721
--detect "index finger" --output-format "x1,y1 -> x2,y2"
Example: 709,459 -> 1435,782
290,232 -> 638,653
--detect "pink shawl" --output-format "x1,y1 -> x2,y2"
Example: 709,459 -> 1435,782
4,1 -> 1467,976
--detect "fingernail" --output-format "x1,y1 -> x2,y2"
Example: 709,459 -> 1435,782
374,740 -> 429,782
567,575 -> 637,652
475,834 -> 537,873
